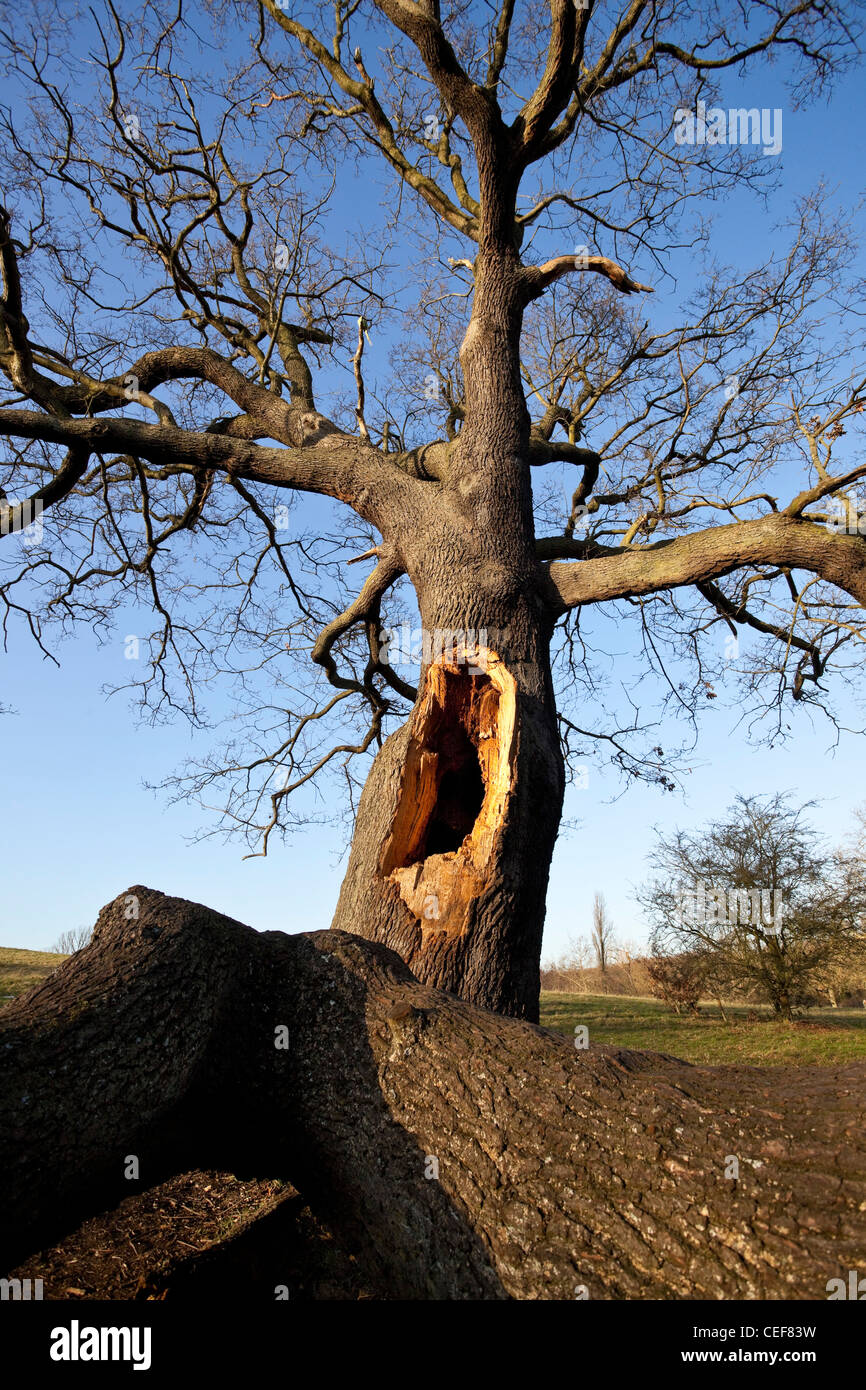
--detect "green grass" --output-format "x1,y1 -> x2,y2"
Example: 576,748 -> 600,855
2,949 -> 864,1065
540,991 -> 866,1066
0,946 -> 66,1003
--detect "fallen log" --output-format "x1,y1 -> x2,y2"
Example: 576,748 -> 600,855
1,887 -> 864,1299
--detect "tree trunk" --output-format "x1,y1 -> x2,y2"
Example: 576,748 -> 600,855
3,888 -> 865,1299
332,242 -> 563,1022
713,991 -> 730,1024
331,599 -> 563,1022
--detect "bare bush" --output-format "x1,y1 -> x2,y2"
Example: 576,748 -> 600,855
50,927 -> 93,956
646,952 -> 706,1016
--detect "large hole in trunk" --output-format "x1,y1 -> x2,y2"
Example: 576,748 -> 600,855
380,651 -> 518,937
412,724 -> 486,860
382,668 -> 500,873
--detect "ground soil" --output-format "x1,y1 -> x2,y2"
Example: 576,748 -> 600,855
9,1169 -> 383,1300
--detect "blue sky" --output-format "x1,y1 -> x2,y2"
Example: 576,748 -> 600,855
1,7 -> 864,959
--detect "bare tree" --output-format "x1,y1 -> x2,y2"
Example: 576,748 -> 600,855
564,935 -> 593,975
638,794 -> 866,1019
612,939 -> 647,995
50,927 -> 93,956
591,891 -> 616,974
541,932 -> 593,991
1,1 -> 865,1018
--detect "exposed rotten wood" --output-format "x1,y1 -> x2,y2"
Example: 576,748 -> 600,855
380,647 -> 518,941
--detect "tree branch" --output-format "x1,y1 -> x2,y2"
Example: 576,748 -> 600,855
312,546 -> 405,694
522,254 -> 653,302
543,515 -> 866,613
509,0 -> 584,168
261,1 -> 477,239
0,410 -> 413,524
0,446 -> 90,536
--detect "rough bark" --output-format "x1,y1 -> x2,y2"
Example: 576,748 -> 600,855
331,225 -> 568,1020
3,887 -> 865,1300
330,412 -> 565,1023
331,630 -> 563,1022
543,513 -> 866,611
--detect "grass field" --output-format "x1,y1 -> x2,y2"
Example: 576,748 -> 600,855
0,946 -> 66,1002
540,991 -> 866,1066
3,950 -> 865,1065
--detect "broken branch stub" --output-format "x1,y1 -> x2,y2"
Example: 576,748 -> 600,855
380,647 -> 518,939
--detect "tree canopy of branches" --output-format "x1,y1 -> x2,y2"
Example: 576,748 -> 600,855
2,0 -> 865,1017
638,792 -> 866,1018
